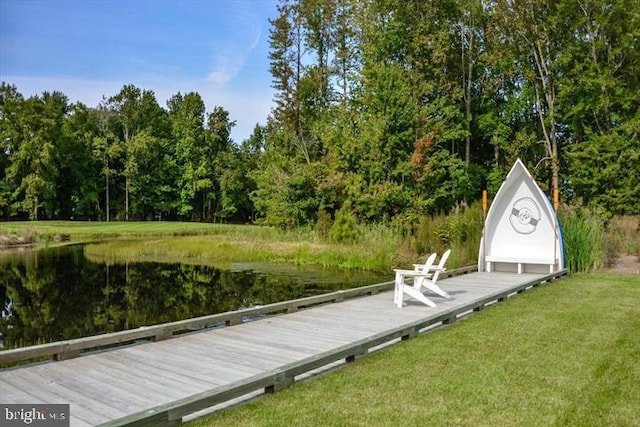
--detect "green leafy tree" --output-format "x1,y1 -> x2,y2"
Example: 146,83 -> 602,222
561,0 -> 640,214
252,125 -> 324,228
269,0 -> 303,160
205,106 -> 236,221
4,91 -> 68,219
567,118 -> 640,215
92,101 -> 120,221
107,85 -> 142,220
129,132 -> 179,221
106,85 -> 172,220
0,83 -> 23,219
492,0 -> 573,194
56,102 -> 100,218
168,91 -> 208,219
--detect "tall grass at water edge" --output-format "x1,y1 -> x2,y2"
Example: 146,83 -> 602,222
5,208 -> 634,273
559,208 -> 640,272
407,204 -> 484,269
1,209 -> 486,272
83,223 -> 401,272
559,208 -> 606,273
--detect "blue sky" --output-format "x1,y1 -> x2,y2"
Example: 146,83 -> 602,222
0,0 -> 279,142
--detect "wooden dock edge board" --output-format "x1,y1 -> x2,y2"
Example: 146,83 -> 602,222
0,266 -> 478,365
100,269 -> 568,427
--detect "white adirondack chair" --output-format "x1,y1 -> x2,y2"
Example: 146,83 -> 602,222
393,253 -> 437,308
414,249 -> 451,298
415,249 -> 451,299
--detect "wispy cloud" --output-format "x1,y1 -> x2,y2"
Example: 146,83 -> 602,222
207,4 -> 263,86
207,28 -> 261,85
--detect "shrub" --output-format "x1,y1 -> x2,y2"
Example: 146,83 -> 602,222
314,209 -> 333,239
329,203 -> 361,244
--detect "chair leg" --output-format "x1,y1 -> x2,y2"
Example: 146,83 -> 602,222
403,286 -> 437,308
394,273 -> 404,307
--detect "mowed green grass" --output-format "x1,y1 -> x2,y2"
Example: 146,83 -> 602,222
0,220 -> 258,239
189,273 -> 640,427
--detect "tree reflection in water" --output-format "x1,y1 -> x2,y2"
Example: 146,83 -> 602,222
0,245 -> 386,349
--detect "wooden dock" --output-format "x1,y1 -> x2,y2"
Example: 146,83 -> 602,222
0,269 -> 566,426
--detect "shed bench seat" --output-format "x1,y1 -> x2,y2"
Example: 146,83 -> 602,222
485,255 -> 555,274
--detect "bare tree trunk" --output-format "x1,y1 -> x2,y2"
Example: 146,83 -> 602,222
532,38 -> 559,195
105,166 -> 110,222
125,176 -> 129,221
462,21 -> 475,168
124,126 -> 130,221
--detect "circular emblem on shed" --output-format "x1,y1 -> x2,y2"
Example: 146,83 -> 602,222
509,197 -> 540,234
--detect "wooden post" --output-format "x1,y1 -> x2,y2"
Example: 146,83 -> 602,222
553,188 -> 559,271
54,350 -> 80,361
482,188 -> 488,273
482,189 -> 488,220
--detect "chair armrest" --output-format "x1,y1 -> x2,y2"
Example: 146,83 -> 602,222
394,269 -> 432,278
413,264 -> 446,272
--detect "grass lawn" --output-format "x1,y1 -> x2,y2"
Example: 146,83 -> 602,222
188,273 -> 639,427
0,220 -> 256,240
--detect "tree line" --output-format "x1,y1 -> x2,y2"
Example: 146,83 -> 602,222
1,0 -> 639,225
260,0 -> 639,227
0,84 -> 261,221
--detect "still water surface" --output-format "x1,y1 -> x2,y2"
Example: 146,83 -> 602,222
0,245 -> 388,350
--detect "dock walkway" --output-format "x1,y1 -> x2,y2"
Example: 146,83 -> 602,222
0,270 -> 566,426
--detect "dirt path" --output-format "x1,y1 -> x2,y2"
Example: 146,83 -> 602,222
608,254 -> 640,275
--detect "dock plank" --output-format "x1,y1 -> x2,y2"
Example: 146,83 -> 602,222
32,363 -> 164,413
2,368 -> 125,425
0,380 -> 46,405
125,343 -> 266,383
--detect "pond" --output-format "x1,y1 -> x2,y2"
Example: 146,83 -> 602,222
0,245 -> 389,350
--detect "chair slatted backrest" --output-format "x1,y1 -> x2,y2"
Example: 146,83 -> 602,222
415,252 -> 437,274
431,249 -> 451,283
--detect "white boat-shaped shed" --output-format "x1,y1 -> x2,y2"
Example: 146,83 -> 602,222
478,159 -> 564,274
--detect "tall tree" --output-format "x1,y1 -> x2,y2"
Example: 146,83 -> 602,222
269,0 -> 316,163
168,92 -> 207,219
332,0 -> 360,104
300,0 -> 336,107
457,0 -> 487,167
92,100 -> 120,221
562,0 -> 640,214
493,0 -> 570,195
205,106 -> 236,221
0,83 -> 23,219
107,85 -> 144,220
57,102 -> 99,218
107,85 -> 168,220
4,92 -> 68,219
